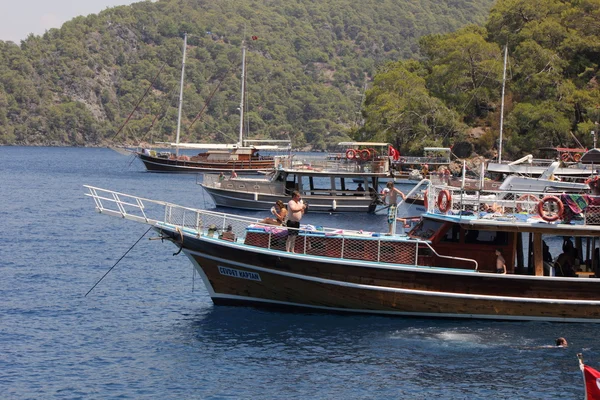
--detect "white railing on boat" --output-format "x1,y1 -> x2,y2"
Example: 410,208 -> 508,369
423,184 -> 600,225
84,185 -> 479,270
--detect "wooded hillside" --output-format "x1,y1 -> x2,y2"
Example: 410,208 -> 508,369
359,0 -> 600,159
0,0 -> 493,148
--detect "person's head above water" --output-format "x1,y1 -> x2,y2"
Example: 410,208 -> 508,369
556,337 -> 568,347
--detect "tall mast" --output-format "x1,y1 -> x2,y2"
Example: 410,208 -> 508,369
238,40 -> 246,147
175,33 -> 187,156
498,45 -> 508,163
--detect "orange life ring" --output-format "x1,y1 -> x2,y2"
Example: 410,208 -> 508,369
361,149 -> 371,160
537,195 -> 564,222
561,153 -> 572,162
437,189 -> 451,213
346,149 -> 356,160
573,153 -> 582,162
516,194 -> 539,213
423,190 -> 429,210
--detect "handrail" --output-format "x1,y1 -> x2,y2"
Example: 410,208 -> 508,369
421,241 -> 479,271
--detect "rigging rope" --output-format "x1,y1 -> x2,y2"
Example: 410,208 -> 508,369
111,63 -> 166,140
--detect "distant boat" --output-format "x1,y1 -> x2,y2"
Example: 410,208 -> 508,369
134,34 -> 290,174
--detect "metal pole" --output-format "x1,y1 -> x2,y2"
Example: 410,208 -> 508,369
174,33 -> 187,156
498,45 -> 508,163
238,41 -> 246,146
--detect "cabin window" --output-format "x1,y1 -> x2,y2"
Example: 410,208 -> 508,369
410,219 -> 444,240
464,229 -> 508,245
440,224 -> 460,243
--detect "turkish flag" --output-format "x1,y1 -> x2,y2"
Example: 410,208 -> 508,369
582,364 -> 600,400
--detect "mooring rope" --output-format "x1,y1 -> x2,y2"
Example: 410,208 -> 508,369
84,226 -> 153,297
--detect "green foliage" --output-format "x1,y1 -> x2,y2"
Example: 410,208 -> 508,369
360,0 -> 600,158
0,0 -> 493,146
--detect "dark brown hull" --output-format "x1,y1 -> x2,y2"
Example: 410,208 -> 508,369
166,230 -> 600,322
137,153 -> 275,174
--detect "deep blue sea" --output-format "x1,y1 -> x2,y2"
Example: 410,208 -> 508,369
1,146 -> 598,399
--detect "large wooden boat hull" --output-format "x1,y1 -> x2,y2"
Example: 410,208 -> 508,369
137,153 -> 275,174
167,231 -> 600,322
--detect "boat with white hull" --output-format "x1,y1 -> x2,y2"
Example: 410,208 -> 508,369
200,142 -> 425,215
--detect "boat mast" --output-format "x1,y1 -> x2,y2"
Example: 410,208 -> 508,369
175,33 -> 187,156
498,45 -> 508,163
238,40 -> 246,147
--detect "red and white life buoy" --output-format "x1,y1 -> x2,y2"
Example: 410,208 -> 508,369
516,194 -> 539,213
437,189 -> 451,213
346,149 -> 356,160
361,149 -> 371,160
561,153 -> 572,162
537,195 -> 564,222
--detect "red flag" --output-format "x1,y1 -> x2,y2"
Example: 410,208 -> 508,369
388,145 -> 399,161
581,362 -> 600,400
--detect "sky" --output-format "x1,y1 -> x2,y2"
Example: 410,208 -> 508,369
0,0 -> 141,43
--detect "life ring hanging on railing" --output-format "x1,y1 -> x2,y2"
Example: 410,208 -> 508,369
516,194 -> 539,213
561,153 -> 572,162
573,153 -> 582,162
346,149 -> 356,160
537,195 -> 564,222
361,149 -> 371,160
437,189 -> 451,213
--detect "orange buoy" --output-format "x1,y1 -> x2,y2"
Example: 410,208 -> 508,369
561,152 -> 572,162
516,194 -> 539,213
537,195 -> 564,222
361,149 -> 371,160
437,189 -> 451,213
573,153 -> 582,162
346,149 -> 356,159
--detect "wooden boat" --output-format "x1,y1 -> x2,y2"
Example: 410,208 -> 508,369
84,180 -> 600,322
200,142 -> 426,215
135,34 -> 291,174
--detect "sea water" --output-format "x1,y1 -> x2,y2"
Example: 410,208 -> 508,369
0,146 -> 597,399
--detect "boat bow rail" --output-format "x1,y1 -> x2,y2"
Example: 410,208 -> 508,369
84,185 -> 479,269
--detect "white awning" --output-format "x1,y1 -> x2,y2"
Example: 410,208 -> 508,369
337,142 -> 391,147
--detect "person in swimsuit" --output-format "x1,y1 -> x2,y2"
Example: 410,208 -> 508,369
286,191 -> 306,253
496,248 -> 507,274
382,181 -> 406,235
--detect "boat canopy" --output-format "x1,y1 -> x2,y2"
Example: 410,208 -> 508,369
158,142 -> 291,151
337,142 -> 391,147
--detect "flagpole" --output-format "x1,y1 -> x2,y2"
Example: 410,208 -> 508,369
578,354 -> 588,400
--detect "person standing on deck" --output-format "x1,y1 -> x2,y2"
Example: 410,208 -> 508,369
496,248 -> 507,274
382,181 -> 406,235
286,191 -> 306,253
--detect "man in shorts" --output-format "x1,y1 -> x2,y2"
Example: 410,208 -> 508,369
286,190 -> 306,253
382,181 -> 406,235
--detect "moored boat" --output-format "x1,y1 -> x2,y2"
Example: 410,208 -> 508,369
133,34 -> 291,174
85,181 -> 600,322
200,142 -> 426,215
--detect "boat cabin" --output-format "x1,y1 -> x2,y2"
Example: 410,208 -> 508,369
408,217 -> 515,273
